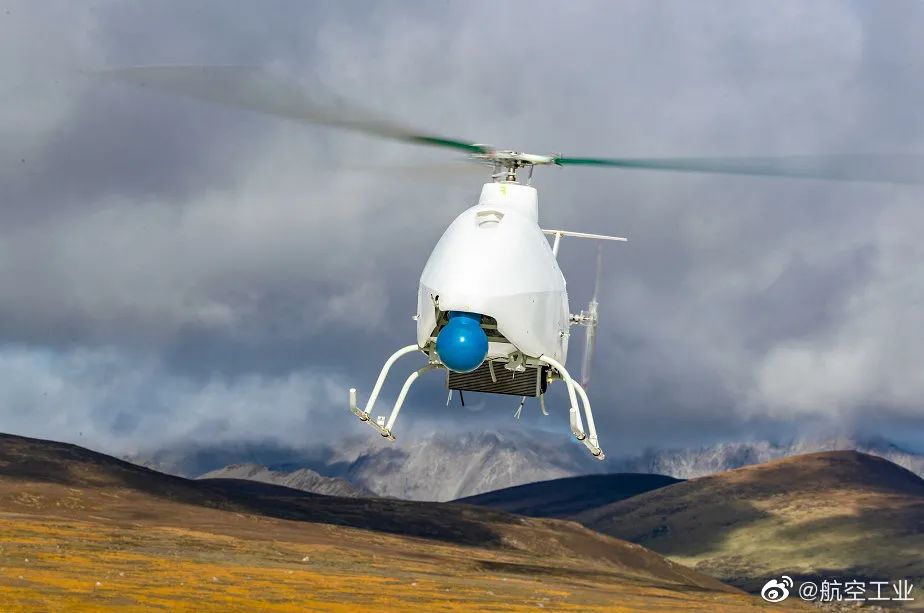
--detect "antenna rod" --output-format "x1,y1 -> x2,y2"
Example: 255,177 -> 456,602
542,229 -> 628,242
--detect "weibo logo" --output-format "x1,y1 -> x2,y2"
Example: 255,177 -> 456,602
761,576 -> 794,602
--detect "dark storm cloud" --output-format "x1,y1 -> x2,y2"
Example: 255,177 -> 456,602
1,0 -> 923,454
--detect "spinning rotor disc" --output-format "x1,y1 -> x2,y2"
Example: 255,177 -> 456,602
94,65 -> 924,185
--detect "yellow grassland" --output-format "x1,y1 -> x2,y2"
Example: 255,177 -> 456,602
0,433 -> 799,612
0,512 -> 787,612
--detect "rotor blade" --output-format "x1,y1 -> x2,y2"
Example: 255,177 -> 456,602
343,160 -> 493,177
94,65 -> 489,154
556,154 -> 924,184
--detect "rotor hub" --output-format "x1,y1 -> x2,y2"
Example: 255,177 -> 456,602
469,150 -> 559,183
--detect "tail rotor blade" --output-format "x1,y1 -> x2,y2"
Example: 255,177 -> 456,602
591,244 -> 603,303
581,323 -> 596,389
581,245 -> 603,389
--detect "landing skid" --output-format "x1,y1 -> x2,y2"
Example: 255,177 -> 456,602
349,344 -> 440,440
350,345 -> 605,460
537,355 -> 605,460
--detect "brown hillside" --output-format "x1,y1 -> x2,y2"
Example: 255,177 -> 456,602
0,433 -> 791,611
576,450 -> 924,592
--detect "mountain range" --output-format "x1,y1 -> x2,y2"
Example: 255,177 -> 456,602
458,451 -> 924,596
7,428 -> 918,607
577,451 -> 924,592
0,432 -> 770,611
616,436 -> 924,480
198,463 -> 374,498
456,473 -> 681,517
136,429 -> 924,501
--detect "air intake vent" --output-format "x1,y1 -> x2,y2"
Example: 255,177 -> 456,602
447,360 -> 547,397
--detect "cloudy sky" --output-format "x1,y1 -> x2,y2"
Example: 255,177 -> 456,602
2,0 -> 923,458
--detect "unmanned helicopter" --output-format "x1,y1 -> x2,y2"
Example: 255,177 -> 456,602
101,66 -> 923,460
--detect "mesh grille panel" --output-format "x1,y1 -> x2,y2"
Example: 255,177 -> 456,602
447,361 -> 546,397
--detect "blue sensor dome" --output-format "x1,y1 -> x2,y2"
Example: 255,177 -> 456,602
436,311 -> 489,373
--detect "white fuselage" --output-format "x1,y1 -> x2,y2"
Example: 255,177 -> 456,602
416,182 -> 570,364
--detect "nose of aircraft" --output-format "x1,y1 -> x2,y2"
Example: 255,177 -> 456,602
435,311 -> 489,373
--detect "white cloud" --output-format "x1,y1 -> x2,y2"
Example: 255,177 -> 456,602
0,344 -> 346,453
